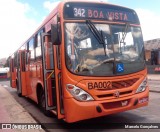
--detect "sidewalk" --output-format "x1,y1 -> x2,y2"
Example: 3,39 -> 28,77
148,74 -> 160,81
0,84 -> 44,132
148,74 -> 160,93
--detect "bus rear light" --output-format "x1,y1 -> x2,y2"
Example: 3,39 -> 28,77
66,84 -> 94,101
136,77 -> 147,93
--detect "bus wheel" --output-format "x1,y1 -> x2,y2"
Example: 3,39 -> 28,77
18,93 -> 22,97
39,91 -> 51,116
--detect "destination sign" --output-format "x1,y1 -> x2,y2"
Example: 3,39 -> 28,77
64,2 -> 139,24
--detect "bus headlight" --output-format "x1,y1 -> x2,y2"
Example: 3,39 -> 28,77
66,84 -> 94,101
136,77 -> 147,93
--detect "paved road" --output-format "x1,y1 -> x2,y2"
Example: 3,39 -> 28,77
0,80 -> 160,132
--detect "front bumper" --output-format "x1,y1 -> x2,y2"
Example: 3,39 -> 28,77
64,86 -> 149,123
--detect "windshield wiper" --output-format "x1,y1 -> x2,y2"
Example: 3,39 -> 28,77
86,20 -> 107,56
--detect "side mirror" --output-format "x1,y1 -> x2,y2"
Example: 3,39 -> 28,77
51,24 -> 61,45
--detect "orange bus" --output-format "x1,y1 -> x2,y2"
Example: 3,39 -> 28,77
9,0 -> 149,123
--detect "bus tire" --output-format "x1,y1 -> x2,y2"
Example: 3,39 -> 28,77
18,93 -> 22,97
39,90 -> 51,116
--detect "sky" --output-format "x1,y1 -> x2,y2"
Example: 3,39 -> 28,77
0,0 -> 160,58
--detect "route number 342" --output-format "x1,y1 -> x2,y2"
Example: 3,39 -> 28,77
74,8 -> 85,17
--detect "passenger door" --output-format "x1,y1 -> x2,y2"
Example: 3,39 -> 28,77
17,50 -> 28,96
41,33 -> 64,119
9,58 -> 16,88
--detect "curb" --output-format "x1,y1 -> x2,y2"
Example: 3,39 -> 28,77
149,90 -> 160,93
148,79 -> 160,81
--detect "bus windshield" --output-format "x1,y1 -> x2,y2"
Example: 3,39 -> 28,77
65,22 -> 145,76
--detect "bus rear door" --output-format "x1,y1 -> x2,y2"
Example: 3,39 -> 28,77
10,58 -> 16,88
17,50 -> 28,96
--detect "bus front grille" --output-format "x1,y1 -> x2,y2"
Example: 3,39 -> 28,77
112,78 -> 139,89
97,90 -> 132,99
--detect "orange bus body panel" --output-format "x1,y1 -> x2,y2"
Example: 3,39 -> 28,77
21,72 -> 27,96
11,67 -> 17,88
11,74 -> 16,88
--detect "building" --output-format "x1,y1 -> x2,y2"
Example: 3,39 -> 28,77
144,38 -> 160,65
0,58 -> 7,67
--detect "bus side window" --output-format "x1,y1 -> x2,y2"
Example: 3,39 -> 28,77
44,31 -> 54,70
14,53 -> 17,68
21,51 -> 26,72
11,57 -> 14,72
26,43 -> 30,64
29,38 -> 35,61
35,29 -> 44,59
